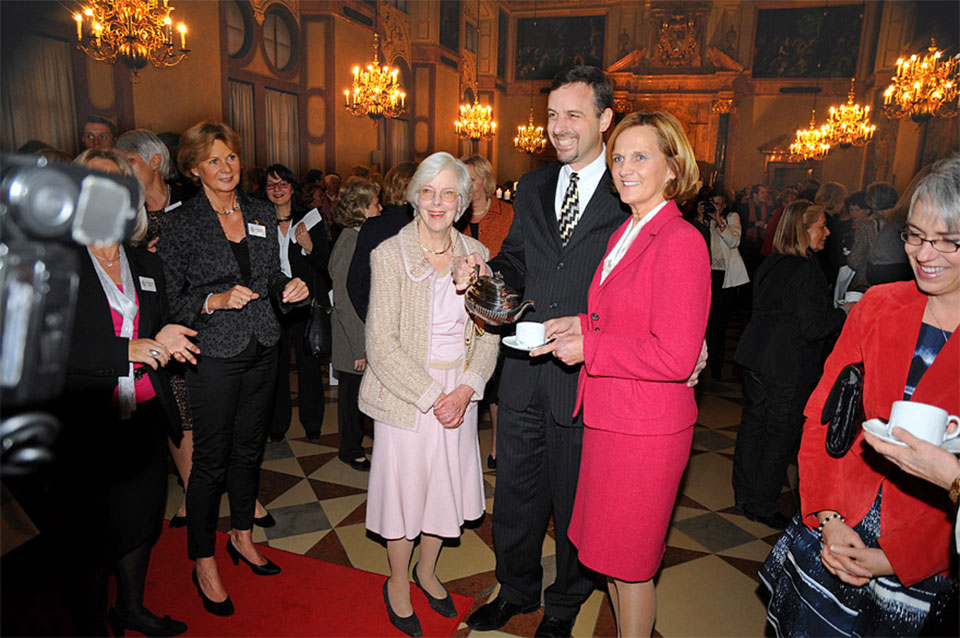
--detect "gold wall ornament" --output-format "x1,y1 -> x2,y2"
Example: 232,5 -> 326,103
883,39 -> 959,121
656,14 -> 698,67
613,97 -> 634,114
72,0 -> 189,75
711,98 -> 735,114
789,110 -> 831,160
514,108 -> 547,155
824,78 -> 876,148
343,32 -> 406,120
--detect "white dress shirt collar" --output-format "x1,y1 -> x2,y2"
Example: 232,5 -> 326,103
555,144 -> 608,222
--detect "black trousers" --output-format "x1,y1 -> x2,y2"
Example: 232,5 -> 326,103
707,270 -> 740,379
185,337 -> 277,559
492,377 -> 595,621
334,370 -> 364,461
271,311 -> 326,439
733,368 -> 815,517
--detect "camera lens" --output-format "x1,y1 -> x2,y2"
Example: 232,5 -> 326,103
4,168 -> 78,238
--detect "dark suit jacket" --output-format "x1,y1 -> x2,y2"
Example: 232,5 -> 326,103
489,163 -> 629,426
159,193 -> 292,359
733,252 -> 846,384
281,209 -> 331,310
346,203 -> 414,322
64,246 -> 182,441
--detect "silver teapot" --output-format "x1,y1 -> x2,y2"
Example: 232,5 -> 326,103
464,266 -> 535,326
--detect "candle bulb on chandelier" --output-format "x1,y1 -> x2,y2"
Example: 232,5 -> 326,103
164,16 -> 172,44
177,23 -> 186,50
75,13 -> 83,40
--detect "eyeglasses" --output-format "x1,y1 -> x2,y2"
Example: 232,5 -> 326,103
265,181 -> 291,191
417,187 -> 459,203
900,230 -> 960,254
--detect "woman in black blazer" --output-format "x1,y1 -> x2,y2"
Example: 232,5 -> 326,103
57,149 -> 199,637
159,122 -> 309,616
261,163 -> 331,442
732,200 -> 849,528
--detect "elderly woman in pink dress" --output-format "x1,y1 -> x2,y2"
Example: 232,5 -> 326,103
359,152 -> 499,637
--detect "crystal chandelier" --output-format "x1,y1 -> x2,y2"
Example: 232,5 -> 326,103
824,78 -> 876,148
72,0 -> 189,74
882,39 -> 959,121
514,109 -> 547,154
456,4 -> 496,142
790,110 -> 831,161
343,32 -> 406,120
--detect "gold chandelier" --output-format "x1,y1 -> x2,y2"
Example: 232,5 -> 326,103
514,108 -> 547,154
343,33 -> 406,120
73,0 -> 188,74
882,39 -> 959,121
456,3 -> 496,142
823,78 -> 876,148
790,110 -> 831,161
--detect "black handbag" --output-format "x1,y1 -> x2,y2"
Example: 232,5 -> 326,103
821,363 -> 865,458
304,297 -> 332,358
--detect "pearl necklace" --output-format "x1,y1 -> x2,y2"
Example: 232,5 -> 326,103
216,194 -> 240,216
92,250 -> 120,267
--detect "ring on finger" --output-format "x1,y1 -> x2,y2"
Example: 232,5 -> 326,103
148,349 -> 160,357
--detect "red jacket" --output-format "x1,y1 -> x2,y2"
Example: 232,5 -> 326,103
574,200 -> 711,435
799,281 -> 959,587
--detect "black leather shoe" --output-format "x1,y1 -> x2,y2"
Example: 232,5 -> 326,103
168,514 -> 187,529
535,614 -> 574,637
744,509 -> 790,530
466,596 -> 540,631
487,454 -> 497,470
226,538 -> 281,576
411,562 -> 457,618
343,457 -> 371,471
267,433 -> 285,442
253,511 -> 276,528
382,580 -> 422,637
108,604 -> 187,637
191,568 -> 234,617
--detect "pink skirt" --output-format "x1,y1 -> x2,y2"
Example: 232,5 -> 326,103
568,425 -> 693,581
365,361 -> 485,540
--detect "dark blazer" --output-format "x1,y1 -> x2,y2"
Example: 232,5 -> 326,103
346,203 -> 414,322
64,245 -> 182,441
282,208 -> 331,305
733,252 -> 846,384
159,193 -> 292,359
489,163 -> 628,426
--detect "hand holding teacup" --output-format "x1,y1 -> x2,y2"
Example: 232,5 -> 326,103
530,317 -> 584,365
884,401 -> 960,446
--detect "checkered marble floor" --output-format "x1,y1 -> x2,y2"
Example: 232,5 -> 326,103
165,353 -> 796,637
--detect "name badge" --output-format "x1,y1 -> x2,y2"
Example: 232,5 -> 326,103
138,276 -> 157,292
247,223 -> 267,238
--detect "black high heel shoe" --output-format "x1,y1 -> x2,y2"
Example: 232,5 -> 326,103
253,511 -> 276,528
412,563 -> 457,617
107,605 -> 187,637
383,579 -> 422,637
168,514 -> 187,529
226,537 -> 281,576
191,568 -> 234,617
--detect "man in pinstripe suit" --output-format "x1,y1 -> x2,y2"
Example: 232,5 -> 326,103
455,66 -> 626,637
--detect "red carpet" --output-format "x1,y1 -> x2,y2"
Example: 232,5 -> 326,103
142,527 -> 472,637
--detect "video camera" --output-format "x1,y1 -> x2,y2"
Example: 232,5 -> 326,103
0,153 -> 141,475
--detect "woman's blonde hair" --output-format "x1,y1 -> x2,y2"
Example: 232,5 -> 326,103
74,148 -> 148,243
815,182 -> 847,216
334,179 -> 379,228
605,111 -> 699,202
773,200 -> 821,257
382,162 -> 417,206
460,155 -> 496,198
178,121 -> 242,186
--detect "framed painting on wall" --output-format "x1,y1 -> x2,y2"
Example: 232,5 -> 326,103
515,15 -> 604,80
752,4 -> 863,78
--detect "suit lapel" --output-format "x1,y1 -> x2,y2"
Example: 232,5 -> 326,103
539,166 -> 561,248
563,170 -> 621,252
596,202 -> 681,292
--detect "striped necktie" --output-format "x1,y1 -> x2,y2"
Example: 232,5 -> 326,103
558,172 -> 579,246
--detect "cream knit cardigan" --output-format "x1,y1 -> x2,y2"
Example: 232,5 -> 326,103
358,220 -> 500,430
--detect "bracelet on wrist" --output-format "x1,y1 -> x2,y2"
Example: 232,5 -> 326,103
204,293 -> 214,315
949,474 -> 960,504
818,512 -> 845,540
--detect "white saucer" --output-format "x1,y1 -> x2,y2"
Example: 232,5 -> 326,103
862,419 -> 907,447
502,335 -> 549,352
862,418 -> 960,452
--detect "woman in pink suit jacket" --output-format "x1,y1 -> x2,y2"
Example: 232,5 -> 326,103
533,111 -> 710,637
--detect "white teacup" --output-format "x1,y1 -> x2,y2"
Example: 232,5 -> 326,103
887,401 -> 960,446
515,321 -> 547,348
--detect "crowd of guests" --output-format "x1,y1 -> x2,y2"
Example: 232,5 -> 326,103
10,64 -> 959,638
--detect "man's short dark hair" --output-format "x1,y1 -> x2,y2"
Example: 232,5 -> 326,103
84,115 -> 116,136
549,66 -> 614,117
